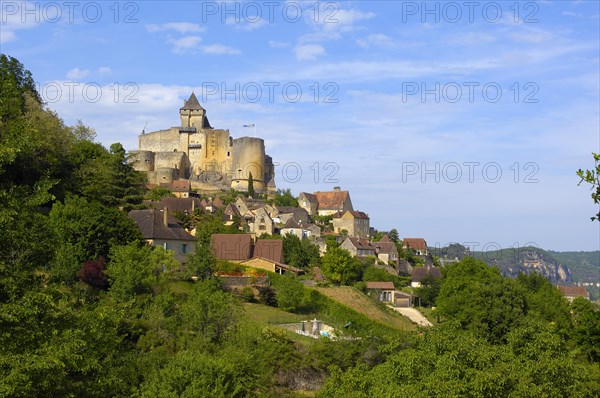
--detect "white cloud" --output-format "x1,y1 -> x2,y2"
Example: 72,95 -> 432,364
356,33 -> 394,48
169,36 -> 202,54
0,1 -> 41,43
201,44 -> 241,55
66,68 -> 90,80
268,40 -> 290,48
294,44 -> 326,61
97,67 -> 112,75
146,22 -> 204,34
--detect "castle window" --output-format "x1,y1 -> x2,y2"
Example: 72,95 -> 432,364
174,149 -> 177,152
227,152 -> 230,156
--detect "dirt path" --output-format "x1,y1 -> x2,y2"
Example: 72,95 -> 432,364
389,307 -> 433,327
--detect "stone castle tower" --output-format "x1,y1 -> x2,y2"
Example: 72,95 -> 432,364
130,93 -> 275,193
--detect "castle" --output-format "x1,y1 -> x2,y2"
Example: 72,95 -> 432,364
130,93 -> 275,193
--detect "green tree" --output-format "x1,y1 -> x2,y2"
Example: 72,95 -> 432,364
247,172 -> 255,198
146,186 -> 175,201
179,279 -> 242,344
273,188 -> 298,207
577,152 -> 600,221
414,274 -> 441,307
321,247 -> 364,285
106,244 -> 177,301
186,243 -> 216,280
571,297 -> 600,362
435,257 -> 527,342
48,196 -> 142,282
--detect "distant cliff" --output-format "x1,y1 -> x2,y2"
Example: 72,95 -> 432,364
430,244 -> 592,283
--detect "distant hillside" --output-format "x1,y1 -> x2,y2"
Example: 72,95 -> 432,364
432,245 -> 599,285
547,251 -> 600,283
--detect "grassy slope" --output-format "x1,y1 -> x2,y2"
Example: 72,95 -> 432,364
314,286 -> 416,331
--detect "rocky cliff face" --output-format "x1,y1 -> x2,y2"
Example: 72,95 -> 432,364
478,248 -> 573,283
433,245 -> 574,283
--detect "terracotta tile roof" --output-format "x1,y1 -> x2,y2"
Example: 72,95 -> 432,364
128,209 -> 196,241
403,238 -> 428,251
379,235 -> 391,242
254,239 -> 283,263
314,190 -> 350,210
558,285 -> 589,298
211,234 -> 253,261
366,281 -> 395,290
411,266 -> 442,282
169,180 -> 191,192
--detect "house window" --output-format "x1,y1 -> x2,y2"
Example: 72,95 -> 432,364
259,225 -> 266,230
180,243 -> 188,254
163,242 -> 170,250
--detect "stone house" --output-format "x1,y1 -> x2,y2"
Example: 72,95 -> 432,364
298,192 -> 318,216
403,238 -> 428,256
128,209 -> 196,263
557,285 -> 589,302
332,210 -> 370,238
411,266 -> 442,288
373,235 -> 399,266
340,237 -> 376,258
366,281 -> 395,302
280,218 -> 307,238
275,206 -> 310,226
249,207 -> 274,236
299,187 -> 353,216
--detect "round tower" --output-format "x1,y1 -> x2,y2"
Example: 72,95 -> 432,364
231,137 -> 266,192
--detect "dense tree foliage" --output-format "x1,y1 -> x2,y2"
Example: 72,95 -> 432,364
321,247 -> 364,285
273,188 -> 299,207
283,234 -> 321,269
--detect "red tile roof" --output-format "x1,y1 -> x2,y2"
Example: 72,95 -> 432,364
366,281 -> 395,290
346,237 -> 374,250
211,234 -> 253,260
557,285 -> 589,298
403,238 -> 427,251
314,190 -> 350,210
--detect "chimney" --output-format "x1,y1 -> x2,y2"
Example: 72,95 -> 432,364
333,186 -> 341,192
163,206 -> 168,227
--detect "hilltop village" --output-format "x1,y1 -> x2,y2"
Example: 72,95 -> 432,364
128,95 -> 591,306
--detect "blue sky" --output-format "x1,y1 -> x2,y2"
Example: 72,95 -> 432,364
2,1 -> 599,251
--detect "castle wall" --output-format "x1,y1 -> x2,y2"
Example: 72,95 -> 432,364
199,129 -> 233,175
154,152 -> 186,178
231,137 -> 266,192
139,128 -> 181,153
